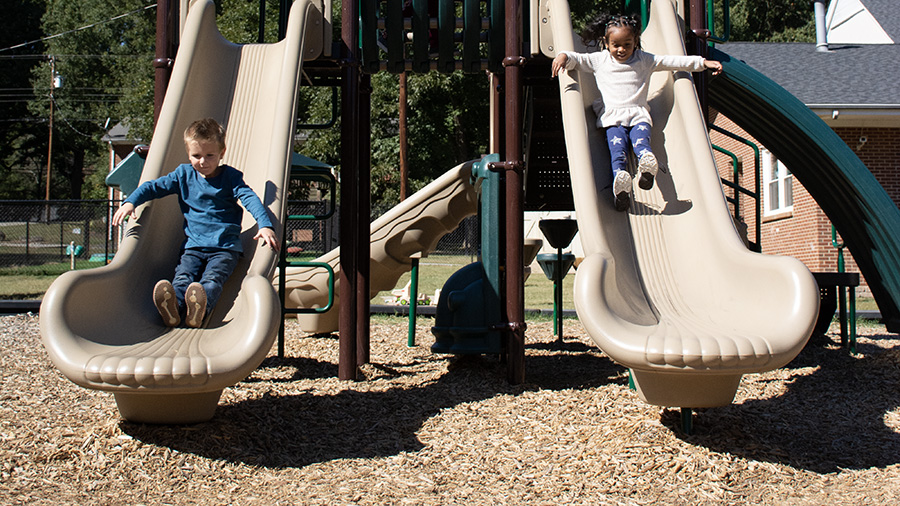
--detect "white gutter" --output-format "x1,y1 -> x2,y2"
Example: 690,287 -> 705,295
808,104 -> 900,127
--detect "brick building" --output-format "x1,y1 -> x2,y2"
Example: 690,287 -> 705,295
709,0 -> 900,298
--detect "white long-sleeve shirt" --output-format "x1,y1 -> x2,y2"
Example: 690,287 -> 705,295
561,49 -> 707,128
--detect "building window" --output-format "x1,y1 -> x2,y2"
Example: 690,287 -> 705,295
762,149 -> 793,216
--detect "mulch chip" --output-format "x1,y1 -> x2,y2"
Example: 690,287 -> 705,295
3,313 -> 900,504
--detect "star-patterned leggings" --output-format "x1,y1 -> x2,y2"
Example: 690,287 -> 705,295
605,122 -> 652,174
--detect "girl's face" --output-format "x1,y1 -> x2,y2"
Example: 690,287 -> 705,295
605,25 -> 638,63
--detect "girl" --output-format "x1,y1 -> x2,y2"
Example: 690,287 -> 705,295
552,14 -> 723,211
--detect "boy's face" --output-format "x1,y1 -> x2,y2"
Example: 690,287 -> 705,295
606,26 -> 637,63
185,138 -> 226,178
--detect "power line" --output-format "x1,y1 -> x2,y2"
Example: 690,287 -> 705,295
0,4 -> 157,53
0,54 -> 150,60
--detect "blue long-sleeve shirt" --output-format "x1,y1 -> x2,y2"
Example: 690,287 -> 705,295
126,163 -> 274,253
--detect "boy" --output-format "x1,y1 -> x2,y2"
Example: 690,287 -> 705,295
112,118 -> 279,327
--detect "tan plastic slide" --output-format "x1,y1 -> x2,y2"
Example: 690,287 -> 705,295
544,0 -> 819,407
279,161 -> 479,334
40,0 -> 323,423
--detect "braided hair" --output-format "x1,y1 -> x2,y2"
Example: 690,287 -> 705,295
580,13 -> 642,50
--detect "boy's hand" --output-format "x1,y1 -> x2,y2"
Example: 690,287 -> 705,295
112,202 -> 135,227
551,53 -> 568,77
705,59 -> 723,75
254,227 -> 279,251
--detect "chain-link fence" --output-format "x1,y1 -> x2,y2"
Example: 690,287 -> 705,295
0,200 -> 118,276
0,200 -> 479,269
367,204 -> 480,265
284,203 -> 479,264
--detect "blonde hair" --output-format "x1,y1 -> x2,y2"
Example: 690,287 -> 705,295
184,118 -> 226,150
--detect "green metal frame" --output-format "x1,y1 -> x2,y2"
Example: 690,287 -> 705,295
624,0 -> 649,30
297,87 -> 339,130
832,225 -> 845,272
707,0 -> 730,44
276,168 -> 338,357
284,169 -> 336,220
709,123 -> 761,251
407,257 -> 420,346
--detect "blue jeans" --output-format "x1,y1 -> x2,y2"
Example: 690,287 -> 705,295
172,248 -> 241,317
606,122 -> 653,174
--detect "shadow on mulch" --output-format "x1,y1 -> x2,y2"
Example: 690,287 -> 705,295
663,338 -> 900,473
120,342 -> 624,469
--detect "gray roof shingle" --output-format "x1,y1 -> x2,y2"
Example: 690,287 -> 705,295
864,0 -> 900,42
716,42 -> 900,107
716,1 -> 900,107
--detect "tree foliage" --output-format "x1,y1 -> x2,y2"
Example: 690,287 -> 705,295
0,0 -> 816,203
0,0 -> 50,199
725,0 -> 815,42
22,0 -> 156,199
298,70 -> 490,210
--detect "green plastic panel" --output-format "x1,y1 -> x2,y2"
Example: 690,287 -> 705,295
386,0 -> 404,73
412,0 -> 430,73
463,0 -> 481,72
360,0 -> 379,73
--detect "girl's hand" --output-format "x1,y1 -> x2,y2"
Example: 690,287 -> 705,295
111,202 -> 135,227
551,53 -> 568,77
254,227 -> 279,251
705,59 -> 723,75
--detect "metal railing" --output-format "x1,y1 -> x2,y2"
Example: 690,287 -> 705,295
0,200 -> 119,276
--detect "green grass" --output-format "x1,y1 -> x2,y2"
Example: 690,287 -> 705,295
374,257 -> 574,310
0,256 -> 883,319
856,297 -> 879,311
0,275 -> 58,299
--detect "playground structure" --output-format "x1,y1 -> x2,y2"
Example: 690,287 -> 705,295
276,160 -> 479,334
40,0 -> 317,423
39,0 -> 900,424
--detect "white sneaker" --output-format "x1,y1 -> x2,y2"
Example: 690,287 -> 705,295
637,152 -> 658,190
613,170 -> 632,212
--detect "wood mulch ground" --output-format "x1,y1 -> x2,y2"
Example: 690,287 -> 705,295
2,312 -> 900,505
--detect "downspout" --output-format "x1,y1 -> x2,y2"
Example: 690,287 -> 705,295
815,0 -> 830,52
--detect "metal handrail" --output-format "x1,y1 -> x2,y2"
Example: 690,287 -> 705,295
286,169 -> 336,220
707,0 -> 731,44
276,166 -> 337,357
710,124 -> 761,251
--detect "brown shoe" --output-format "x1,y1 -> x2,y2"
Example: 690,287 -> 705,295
185,282 -> 207,328
153,280 -> 180,327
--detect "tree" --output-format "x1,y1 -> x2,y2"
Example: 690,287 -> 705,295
27,0 -> 156,199
0,0 -> 48,200
723,0 -> 815,42
297,69 -> 491,211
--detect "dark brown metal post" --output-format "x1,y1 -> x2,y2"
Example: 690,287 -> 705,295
339,0 -> 360,380
687,0 -> 710,118
357,73 -> 372,366
504,0 -> 525,385
153,0 -> 175,126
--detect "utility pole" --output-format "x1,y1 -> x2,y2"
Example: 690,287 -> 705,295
45,56 -> 61,202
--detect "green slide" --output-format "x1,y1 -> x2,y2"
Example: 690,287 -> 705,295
708,47 -> 900,332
